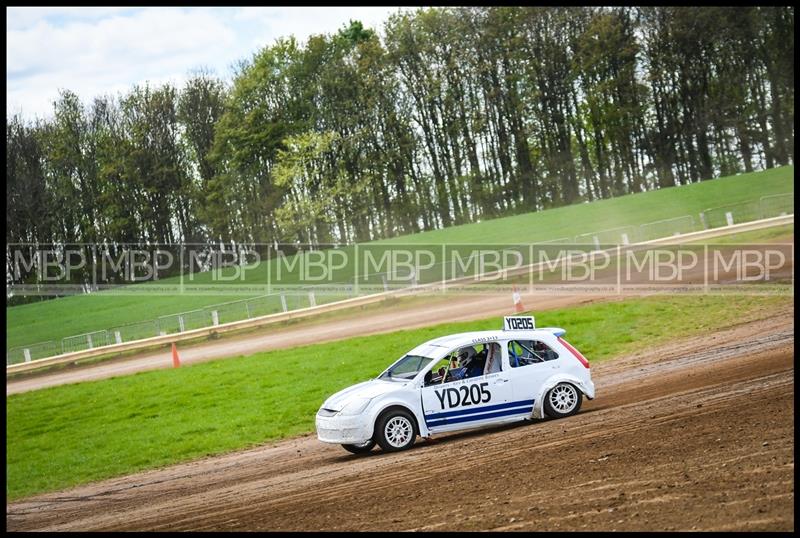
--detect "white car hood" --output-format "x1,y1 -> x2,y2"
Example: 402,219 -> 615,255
322,379 -> 406,412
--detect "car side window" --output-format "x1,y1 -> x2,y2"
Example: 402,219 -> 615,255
458,342 -> 501,376
508,340 -> 559,367
424,342 -> 501,386
425,357 -> 456,386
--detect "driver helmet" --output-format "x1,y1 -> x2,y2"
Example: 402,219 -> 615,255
458,346 -> 477,367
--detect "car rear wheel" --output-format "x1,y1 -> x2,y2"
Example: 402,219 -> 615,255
341,440 -> 376,454
375,409 -> 417,452
544,382 -> 582,418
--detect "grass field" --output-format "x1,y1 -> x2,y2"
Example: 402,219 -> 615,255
377,166 -> 793,245
7,165 -> 794,351
6,293 -> 791,501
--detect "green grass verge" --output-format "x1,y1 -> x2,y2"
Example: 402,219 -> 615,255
6,293 -> 790,501
377,166 -> 793,244
7,165 -> 793,350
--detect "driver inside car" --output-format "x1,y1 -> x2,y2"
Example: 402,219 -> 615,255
449,345 -> 486,381
425,345 -> 484,385
445,355 -> 467,382
426,358 -> 453,385
461,346 -> 486,378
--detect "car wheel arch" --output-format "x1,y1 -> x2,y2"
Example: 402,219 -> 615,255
373,404 -> 420,438
531,375 -> 591,419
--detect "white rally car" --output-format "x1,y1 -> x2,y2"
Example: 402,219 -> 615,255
316,316 -> 595,454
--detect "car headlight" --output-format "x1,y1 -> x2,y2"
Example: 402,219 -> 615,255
338,398 -> 373,416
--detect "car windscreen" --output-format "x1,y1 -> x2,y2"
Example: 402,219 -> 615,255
379,355 -> 435,381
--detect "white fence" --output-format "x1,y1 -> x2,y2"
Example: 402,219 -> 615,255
759,193 -> 794,219
61,330 -> 112,354
699,192 -> 793,229
639,215 -> 697,241
574,225 -> 640,247
7,341 -> 59,364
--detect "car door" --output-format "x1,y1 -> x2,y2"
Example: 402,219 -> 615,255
420,342 -> 518,433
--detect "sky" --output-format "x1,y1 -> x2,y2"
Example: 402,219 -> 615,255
6,6 -> 410,120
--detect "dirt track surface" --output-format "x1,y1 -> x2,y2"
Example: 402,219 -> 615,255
7,307 -> 794,531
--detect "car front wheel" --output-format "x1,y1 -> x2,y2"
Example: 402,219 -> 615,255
342,440 -> 376,454
375,409 -> 417,452
544,382 -> 582,418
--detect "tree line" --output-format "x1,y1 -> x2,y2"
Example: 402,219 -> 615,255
7,6 -> 794,251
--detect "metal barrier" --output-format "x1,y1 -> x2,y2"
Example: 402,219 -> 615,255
760,193 -> 794,219
207,296 -> 254,324
700,200 -> 762,229
574,225 -> 639,247
639,215 -> 697,242
109,320 -> 160,344
6,341 -> 59,366
699,193 -> 793,230
157,309 -> 213,335
61,330 -> 111,354
244,294 -> 283,317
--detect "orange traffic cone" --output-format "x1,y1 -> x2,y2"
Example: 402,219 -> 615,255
171,342 -> 181,368
512,285 -> 525,313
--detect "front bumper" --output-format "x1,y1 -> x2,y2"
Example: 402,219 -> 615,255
315,413 -> 373,445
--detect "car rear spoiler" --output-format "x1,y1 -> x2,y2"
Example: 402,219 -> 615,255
539,327 -> 566,337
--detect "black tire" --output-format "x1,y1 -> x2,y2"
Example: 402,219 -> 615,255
543,382 -> 583,418
341,440 -> 376,454
375,408 -> 417,452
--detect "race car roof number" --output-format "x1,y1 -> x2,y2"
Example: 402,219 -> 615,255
503,316 -> 535,331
